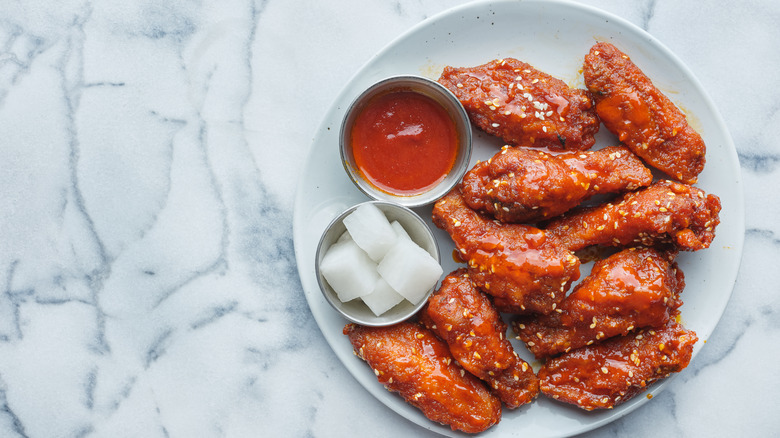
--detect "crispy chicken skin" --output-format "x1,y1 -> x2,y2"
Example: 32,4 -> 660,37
538,318 -> 697,410
438,58 -> 599,151
432,189 -> 581,314
421,269 -> 539,408
583,42 -> 706,184
513,247 -> 684,358
543,180 -> 721,252
461,145 -> 653,223
344,322 -> 501,434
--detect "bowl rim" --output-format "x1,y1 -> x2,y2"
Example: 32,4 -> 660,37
314,200 -> 442,326
339,74 -> 472,208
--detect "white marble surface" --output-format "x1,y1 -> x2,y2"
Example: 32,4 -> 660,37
0,0 -> 776,437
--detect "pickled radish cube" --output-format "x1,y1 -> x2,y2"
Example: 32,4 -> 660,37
343,203 -> 397,262
362,278 -> 405,316
320,240 -> 379,302
377,239 -> 442,304
390,220 -> 411,241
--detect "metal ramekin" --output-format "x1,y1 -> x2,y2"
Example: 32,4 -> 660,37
315,201 -> 441,326
340,75 -> 472,207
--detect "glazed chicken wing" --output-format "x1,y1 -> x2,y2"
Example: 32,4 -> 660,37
432,189 -> 580,314
461,145 -> 653,223
344,322 -> 501,434
513,247 -> 684,358
421,269 -> 539,408
543,180 -> 721,252
438,58 -> 599,151
538,318 -> 697,410
583,42 -> 706,183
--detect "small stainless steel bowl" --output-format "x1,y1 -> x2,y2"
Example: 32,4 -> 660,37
315,201 -> 441,326
340,75 -> 472,207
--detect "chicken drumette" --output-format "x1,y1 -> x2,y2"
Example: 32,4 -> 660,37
432,189 -> 580,314
538,318 -> 698,410
438,58 -> 599,151
513,247 -> 684,358
583,42 -> 706,183
461,145 -> 653,223
344,322 -> 502,434
543,180 -> 721,252
421,269 -> 539,408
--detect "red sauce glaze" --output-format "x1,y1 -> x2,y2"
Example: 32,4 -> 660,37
351,91 -> 458,195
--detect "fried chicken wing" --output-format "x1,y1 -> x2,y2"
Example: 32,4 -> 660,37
583,42 -> 706,183
543,180 -> 721,252
344,322 -> 501,434
538,319 -> 697,410
513,247 -> 684,358
461,145 -> 653,222
438,58 -> 599,151
432,189 -> 580,314
421,269 -> 539,408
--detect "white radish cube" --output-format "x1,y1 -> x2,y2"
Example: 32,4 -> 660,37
320,240 -> 379,302
391,220 -> 411,241
377,239 -> 443,304
362,278 -> 405,316
343,203 -> 397,262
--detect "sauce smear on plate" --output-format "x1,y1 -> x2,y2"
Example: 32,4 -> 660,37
351,91 -> 458,196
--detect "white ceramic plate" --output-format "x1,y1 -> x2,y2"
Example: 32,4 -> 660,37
292,1 -> 744,436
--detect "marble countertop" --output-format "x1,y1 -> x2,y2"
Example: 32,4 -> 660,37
0,0 -> 777,437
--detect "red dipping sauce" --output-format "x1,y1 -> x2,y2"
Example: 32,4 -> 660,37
350,91 -> 459,196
